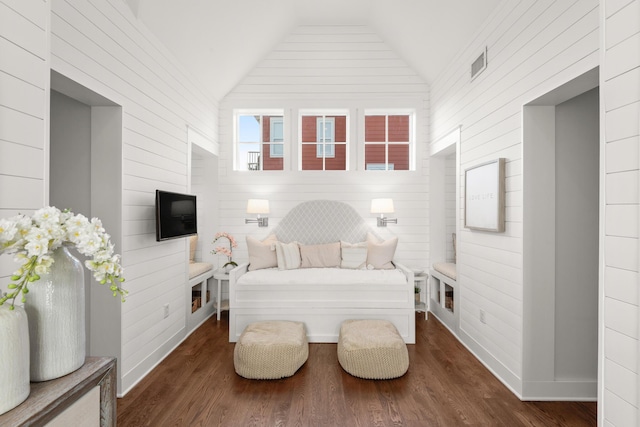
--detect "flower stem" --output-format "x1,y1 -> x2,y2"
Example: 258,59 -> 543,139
0,255 -> 38,309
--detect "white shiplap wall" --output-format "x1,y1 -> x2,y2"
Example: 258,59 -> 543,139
48,0 -> 216,395
431,0 -> 599,396
0,0 -> 49,284
220,25 -> 430,270
602,0 -> 640,425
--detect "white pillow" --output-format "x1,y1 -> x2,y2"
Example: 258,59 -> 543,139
300,242 -> 341,268
247,234 -> 277,271
366,232 -> 398,270
275,241 -> 301,270
340,241 -> 367,269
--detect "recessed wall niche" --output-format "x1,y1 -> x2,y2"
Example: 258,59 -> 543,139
50,70 -> 123,382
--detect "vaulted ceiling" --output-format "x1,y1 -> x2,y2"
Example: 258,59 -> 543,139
127,0 -> 502,100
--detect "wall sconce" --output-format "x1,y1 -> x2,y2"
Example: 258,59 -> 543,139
245,199 -> 269,227
371,198 -> 397,227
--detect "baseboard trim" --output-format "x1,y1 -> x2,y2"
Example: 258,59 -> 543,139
119,312 -> 215,397
455,326 -> 524,399
430,311 -> 598,402
522,380 -> 598,401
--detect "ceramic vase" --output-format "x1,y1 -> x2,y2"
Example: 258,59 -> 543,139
0,305 -> 30,414
25,245 -> 86,382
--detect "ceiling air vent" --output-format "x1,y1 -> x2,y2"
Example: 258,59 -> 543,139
471,47 -> 487,81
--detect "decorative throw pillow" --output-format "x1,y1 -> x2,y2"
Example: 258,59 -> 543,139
340,241 -> 367,269
275,241 -> 301,270
247,234 -> 277,271
299,242 -> 341,268
452,233 -> 457,264
189,235 -> 198,263
366,232 -> 398,270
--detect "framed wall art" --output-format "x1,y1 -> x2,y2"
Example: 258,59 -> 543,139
464,158 -> 505,232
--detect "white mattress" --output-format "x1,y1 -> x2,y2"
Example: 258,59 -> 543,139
236,267 -> 407,286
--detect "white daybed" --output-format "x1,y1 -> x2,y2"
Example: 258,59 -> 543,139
229,200 -> 416,344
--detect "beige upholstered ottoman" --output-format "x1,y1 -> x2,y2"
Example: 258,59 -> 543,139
234,320 -> 308,379
337,319 -> 409,379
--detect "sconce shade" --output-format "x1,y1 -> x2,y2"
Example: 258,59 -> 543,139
247,199 -> 270,215
371,198 -> 394,214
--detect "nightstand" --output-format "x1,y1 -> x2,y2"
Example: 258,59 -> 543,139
414,272 -> 429,320
213,270 -> 230,320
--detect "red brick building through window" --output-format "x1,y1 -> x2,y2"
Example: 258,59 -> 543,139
364,114 -> 411,170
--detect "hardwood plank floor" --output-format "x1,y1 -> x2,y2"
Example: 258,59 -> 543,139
117,313 -> 596,426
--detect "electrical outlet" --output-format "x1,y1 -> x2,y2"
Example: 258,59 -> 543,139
479,309 -> 486,324
163,303 -> 170,319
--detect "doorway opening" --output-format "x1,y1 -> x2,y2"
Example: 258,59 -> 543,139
522,67 -> 600,400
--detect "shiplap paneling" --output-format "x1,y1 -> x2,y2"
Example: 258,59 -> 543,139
0,0 -> 48,293
221,25 -> 430,269
430,0 -> 600,398
47,0 -> 217,395
603,8 -> 640,420
602,4 -> 640,421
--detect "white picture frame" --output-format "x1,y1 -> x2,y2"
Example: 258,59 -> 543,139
464,158 -> 505,232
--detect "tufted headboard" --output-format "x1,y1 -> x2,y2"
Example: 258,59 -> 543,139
272,200 -> 378,244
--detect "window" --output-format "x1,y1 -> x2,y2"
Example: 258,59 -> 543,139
234,111 -> 284,171
300,111 -> 348,170
316,117 -> 335,158
364,111 -> 413,171
270,117 -> 284,158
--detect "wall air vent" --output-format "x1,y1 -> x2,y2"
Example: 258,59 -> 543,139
471,47 -> 487,81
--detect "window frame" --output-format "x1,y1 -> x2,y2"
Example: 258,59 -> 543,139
233,109 -> 285,171
298,109 -> 349,171
363,109 -> 415,172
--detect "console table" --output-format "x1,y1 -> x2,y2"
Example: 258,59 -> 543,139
0,356 -> 116,426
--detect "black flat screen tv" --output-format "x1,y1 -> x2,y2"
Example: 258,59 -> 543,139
155,190 -> 197,241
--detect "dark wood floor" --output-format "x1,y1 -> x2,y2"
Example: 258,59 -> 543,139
117,313 -> 596,426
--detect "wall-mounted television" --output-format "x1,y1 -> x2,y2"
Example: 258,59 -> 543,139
155,190 -> 197,241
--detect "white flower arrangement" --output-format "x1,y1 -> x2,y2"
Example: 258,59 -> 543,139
0,206 -> 126,309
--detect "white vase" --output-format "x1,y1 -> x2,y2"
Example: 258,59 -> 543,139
25,245 -> 86,382
0,305 -> 30,415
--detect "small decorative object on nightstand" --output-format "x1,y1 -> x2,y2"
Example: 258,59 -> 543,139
412,269 -> 429,320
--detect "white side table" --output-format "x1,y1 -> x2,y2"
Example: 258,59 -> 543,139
414,272 -> 429,320
213,271 -> 230,321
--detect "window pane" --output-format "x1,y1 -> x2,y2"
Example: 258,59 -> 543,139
365,144 -> 386,169
365,116 -> 385,142
235,112 -> 285,171
302,116 -> 318,142
239,115 -> 260,143
301,144 -> 323,170
325,144 -> 346,170
388,144 -> 409,170
388,115 -> 409,141
316,117 -> 335,157
244,147 -> 260,171
300,112 -> 347,171
334,116 -> 347,143
364,112 -> 412,171
268,116 -> 284,142
263,144 -> 283,170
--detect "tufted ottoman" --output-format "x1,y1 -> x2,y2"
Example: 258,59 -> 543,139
337,319 -> 409,379
234,320 -> 309,379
